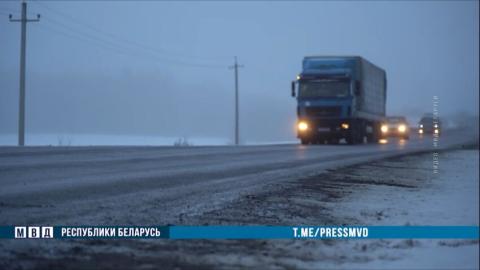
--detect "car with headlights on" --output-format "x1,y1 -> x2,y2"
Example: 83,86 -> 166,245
380,116 -> 410,139
418,114 -> 441,135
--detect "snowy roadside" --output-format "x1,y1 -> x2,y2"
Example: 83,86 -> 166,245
0,146 -> 478,270
166,147 -> 479,269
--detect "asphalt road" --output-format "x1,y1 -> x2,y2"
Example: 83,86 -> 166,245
0,129 -> 476,226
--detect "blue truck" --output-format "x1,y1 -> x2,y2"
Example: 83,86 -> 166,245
291,56 -> 387,144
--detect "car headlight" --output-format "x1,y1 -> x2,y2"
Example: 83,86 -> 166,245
341,123 -> 349,129
298,122 -> 309,131
398,124 -> 406,133
381,125 -> 388,133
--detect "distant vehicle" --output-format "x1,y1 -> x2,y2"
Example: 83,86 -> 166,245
291,56 -> 387,145
418,113 -> 441,135
380,116 -> 410,139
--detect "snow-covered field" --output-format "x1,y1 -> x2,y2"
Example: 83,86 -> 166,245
0,133 -> 229,146
0,133 -> 296,146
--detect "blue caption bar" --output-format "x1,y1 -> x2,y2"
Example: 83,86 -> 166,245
0,226 -> 478,239
170,226 -> 479,239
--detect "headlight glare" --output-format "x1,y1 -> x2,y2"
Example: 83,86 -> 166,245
381,125 -> 388,133
298,122 -> 309,131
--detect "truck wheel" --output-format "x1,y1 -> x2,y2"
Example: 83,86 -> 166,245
346,132 -> 356,144
366,124 -> 377,143
346,135 -> 357,145
317,137 -> 327,145
348,125 -> 364,144
369,122 -> 381,143
328,138 -> 339,144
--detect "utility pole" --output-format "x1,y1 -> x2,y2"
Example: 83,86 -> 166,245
9,1 -> 40,146
229,57 -> 243,146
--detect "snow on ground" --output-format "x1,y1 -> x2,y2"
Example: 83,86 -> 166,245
335,149 -> 479,226
0,144 -> 477,269
169,148 -> 479,269
326,149 -> 479,269
0,133 -> 229,146
0,133 -> 296,146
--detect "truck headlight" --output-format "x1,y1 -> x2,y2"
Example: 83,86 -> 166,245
434,129 -> 439,134
419,129 -> 423,134
298,122 -> 309,131
341,123 -> 349,129
381,125 -> 388,133
398,124 -> 406,133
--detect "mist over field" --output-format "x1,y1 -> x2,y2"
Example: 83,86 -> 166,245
1,1 -> 478,144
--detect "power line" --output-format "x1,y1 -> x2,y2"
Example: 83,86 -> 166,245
27,1 -> 233,69
39,20 -> 225,70
40,21 -> 143,60
42,17 -> 227,69
36,11 -> 227,69
0,7 -> 36,17
32,1 -> 230,64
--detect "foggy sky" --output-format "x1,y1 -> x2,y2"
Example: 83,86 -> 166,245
1,1 -> 478,142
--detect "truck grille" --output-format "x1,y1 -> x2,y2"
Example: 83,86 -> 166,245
305,106 -> 341,117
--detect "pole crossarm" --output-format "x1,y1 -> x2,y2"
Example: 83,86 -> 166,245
9,14 -> 41,22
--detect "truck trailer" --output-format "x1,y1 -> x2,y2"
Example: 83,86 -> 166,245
291,56 -> 387,144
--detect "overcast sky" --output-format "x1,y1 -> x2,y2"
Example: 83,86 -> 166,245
0,1 -> 478,142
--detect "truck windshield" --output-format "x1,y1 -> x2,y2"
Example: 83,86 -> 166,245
299,80 -> 350,98
387,117 -> 406,124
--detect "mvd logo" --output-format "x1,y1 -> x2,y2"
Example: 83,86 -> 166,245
14,226 -> 53,239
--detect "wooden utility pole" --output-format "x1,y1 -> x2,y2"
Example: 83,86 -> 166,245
9,1 -> 40,146
229,56 -> 243,145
